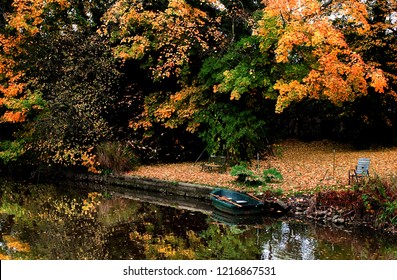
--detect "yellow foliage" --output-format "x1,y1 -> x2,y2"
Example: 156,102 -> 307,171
230,90 -> 241,100
3,235 -> 31,253
274,80 -> 308,113
101,0 -> 223,79
51,192 -> 102,220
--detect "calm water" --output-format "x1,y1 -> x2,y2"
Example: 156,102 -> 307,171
1,180 -> 397,260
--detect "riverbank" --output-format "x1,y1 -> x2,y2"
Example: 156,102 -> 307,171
120,139 -> 397,234
4,139 -> 397,234
126,139 -> 397,193
64,171 -> 395,235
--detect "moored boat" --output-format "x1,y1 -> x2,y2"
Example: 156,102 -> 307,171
210,188 -> 264,215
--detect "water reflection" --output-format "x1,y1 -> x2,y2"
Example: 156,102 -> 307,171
262,221 -> 317,260
1,180 -> 397,260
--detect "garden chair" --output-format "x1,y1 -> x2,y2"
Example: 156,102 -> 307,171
348,158 -> 370,185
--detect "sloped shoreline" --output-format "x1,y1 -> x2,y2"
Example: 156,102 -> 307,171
65,172 -> 395,235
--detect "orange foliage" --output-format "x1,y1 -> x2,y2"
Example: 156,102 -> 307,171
258,0 -> 389,112
1,110 -> 27,123
130,84 -> 204,132
0,253 -> 11,260
0,0 -> 69,124
8,0 -> 70,35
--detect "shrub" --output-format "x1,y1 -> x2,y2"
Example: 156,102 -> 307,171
360,175 -> 397,229
230,163 -> 257,183
230,164 -> 283,188
95,142 -> 138,175
197,104 -> 267,161
262,168 -> 283,183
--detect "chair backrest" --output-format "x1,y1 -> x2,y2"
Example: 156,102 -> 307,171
356,158 -> 370,175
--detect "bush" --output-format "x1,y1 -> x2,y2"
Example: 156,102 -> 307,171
197,104 -> 267,161
230,164 -> 283,188
95,142 -> 138,175
262,168 -> 283,183
361,175 -> 397,229
230,164 -> 260,185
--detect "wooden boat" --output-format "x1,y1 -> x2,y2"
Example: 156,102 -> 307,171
210,188 -> 264,215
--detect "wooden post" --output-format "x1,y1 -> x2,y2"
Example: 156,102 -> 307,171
333,148 -> 336,178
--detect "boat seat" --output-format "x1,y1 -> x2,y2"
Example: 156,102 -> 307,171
236,200 -> 248,204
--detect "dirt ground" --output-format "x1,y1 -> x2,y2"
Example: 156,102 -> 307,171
127,139 -> 397,194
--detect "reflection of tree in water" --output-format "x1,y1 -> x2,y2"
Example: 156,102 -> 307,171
195,223 -> 263,259
127,222 -> 263,260
2,181 -> 397,260
0,181 -> 117,259
99,199 -> 210,259
261,221 -> 316,260
23,193 -> 109,260
310,225 -> 397,260
261,221 -> 397,260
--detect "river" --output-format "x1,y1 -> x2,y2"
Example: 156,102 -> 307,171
1,179 -> 396,260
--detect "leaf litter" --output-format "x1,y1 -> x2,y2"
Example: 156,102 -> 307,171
127,139 -> 397,193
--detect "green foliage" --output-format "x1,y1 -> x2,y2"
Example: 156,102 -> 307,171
0,140 -> 25,164
230,163 -> 261,185
1,0 -> 396,170
359,175 -> 397,229
199,36 -> 278,100
197,103 -> 267,160
378,201 -> 397,227
195,35 -> 279,161
230,163 -> 283,188
95,142 -> 139,175
262,167 -> 283,183
0,201 -> 26,220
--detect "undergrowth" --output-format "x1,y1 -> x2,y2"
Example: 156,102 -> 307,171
230,163 -> 284,196
315,174 -> 397,232
95,141 -> 139,175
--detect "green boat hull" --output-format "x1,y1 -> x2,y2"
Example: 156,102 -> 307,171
210,189 -> 264,215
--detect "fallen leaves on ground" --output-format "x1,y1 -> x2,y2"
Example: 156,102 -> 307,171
127,139 -> 397,193
127,162 -> 235,188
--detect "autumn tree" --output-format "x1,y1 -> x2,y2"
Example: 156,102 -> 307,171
0,0 -> 120,169
22,31 -> 121,170
257,0 -> 390,113
252,0 -> 397,144
101,0 -> 224,80
338,0 -> 397,144
99,0 -> 227,161
0,1 -> 69,163
2,0 -> 397,169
